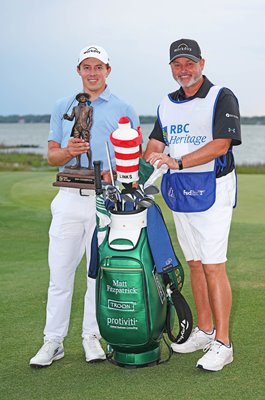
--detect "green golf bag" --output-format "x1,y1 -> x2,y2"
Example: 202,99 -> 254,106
92,161 -> 193,368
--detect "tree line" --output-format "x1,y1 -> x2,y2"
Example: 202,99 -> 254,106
0,115 -> 265,125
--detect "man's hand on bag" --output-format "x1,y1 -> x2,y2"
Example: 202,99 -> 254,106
146,152 -> 178,169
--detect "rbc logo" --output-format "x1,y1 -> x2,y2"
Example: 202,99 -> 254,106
166,124 -> 190,134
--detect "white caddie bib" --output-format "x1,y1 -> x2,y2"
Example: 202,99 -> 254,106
159,86 -> 223,212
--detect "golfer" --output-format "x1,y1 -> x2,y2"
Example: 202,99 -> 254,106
29,45 -> 139,367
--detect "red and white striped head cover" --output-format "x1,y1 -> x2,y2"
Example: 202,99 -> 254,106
110,117 -> 142,183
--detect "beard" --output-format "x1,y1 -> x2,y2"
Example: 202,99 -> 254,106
176,71 -> 202,88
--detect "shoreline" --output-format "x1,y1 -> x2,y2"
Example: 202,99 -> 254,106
0,151 -> 264,174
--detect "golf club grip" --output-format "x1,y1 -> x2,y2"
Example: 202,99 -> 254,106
93,160 -> 103,195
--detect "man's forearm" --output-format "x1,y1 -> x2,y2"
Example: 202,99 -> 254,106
143,138 -> 166,160
48,138 -> 90,167
145,138 -> 232,170
47,146 -> 73,166
181,139 -> 232,169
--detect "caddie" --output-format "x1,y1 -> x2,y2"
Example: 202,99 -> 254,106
144,38 -> 241,371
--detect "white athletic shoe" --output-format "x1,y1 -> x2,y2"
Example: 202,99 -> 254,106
29,339 -> 64,367
83,334 -> 106,362
171,326 -> 216,353
196,340 -> 233,371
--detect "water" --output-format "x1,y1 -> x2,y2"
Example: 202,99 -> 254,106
0,123 -> 49,156
0,123 -> 264,165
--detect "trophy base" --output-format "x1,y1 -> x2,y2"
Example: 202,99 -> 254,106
53,168 -> 96,189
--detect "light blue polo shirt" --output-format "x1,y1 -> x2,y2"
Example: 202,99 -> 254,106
48,86 -> 139,171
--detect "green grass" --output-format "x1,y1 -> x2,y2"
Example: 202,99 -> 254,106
0,172 -> 265,400
0,152 -> 52,171
1,150 -> 265,174
236,164 -> 265,174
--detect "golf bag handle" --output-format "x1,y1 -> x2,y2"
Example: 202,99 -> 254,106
93,160 -> 103,195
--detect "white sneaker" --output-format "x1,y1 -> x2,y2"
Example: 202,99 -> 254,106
171,326 -> 216,354
29,340 -> 64,367
196,340 -> 233,371
83,335 -> 106,362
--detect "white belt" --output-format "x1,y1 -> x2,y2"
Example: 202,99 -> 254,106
60,187 -> 95,196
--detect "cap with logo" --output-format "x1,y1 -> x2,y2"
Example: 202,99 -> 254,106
78,45 -> 110,66
169,39 -> 201,63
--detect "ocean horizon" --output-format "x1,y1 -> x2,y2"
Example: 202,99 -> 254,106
0,123 -> 264,166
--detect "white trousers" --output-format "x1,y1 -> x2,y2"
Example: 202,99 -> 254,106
44,188 -> 99,341
172,171 -> 236,264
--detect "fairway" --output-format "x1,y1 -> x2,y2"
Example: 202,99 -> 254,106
0,171 -> 264,400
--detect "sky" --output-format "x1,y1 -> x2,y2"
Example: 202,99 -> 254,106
1,0 -> 265,117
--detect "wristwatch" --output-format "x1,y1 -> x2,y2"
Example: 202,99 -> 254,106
175,158 -> 183,170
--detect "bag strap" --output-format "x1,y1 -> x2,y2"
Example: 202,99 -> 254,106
87,228 -> 99,279
165,286 -> 193,344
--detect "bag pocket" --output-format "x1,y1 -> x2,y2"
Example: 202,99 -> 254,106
97,256 -> 151,346
161,170 -> 216,212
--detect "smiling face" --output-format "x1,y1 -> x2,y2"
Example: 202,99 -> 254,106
77,58 -> 111,100
170,57 -> 205,96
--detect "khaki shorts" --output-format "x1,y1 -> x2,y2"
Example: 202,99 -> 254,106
172,171 -> 236,264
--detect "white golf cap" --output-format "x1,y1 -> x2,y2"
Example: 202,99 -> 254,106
78,45 -> 110,66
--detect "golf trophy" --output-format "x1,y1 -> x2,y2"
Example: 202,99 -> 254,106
53,93 -> 96,189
